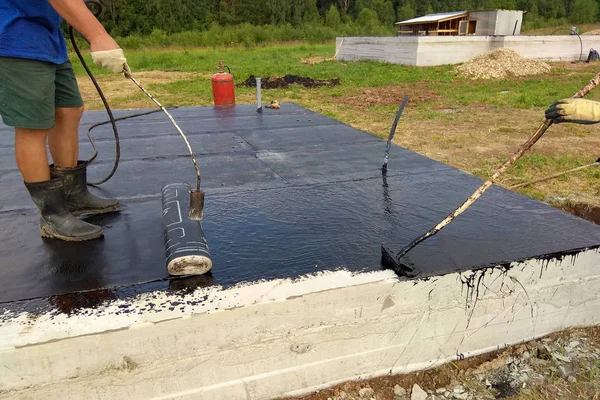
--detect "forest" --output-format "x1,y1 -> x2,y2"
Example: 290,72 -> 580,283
92,0 -> 600,47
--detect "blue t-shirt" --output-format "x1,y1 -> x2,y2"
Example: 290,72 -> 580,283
0,0 -> 68,64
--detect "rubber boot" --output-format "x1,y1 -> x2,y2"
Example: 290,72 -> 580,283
25,179 -> 104,241
50,161 -> 120,216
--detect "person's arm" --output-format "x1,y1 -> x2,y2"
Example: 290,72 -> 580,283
47,0 -> 130,74
48,0 -> 117,50
545,98 -> 600,124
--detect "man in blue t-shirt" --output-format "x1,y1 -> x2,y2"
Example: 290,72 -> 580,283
0,0 -> 131,241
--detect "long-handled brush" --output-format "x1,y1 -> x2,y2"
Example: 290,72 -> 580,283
126,72 -> 205,221
382,71 -> 600,272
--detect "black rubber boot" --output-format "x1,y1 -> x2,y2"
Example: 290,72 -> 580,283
50,161 -> 120,216
25,179 -> 104,241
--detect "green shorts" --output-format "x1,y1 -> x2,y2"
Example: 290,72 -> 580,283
0,57 -> 84,130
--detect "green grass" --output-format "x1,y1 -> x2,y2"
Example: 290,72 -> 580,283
71,43 -> 455,106
444,72 -> 600,109
523,23 -> 600,35
72,43 -> 600,110
72,43 -> 454,85
512,154 -> 596,176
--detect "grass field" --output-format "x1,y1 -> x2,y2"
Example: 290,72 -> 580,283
524,23 -> 600,35
72,43 -> 600,209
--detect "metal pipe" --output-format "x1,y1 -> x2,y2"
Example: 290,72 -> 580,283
127,73 -> 201,192
256,77 -> 262,113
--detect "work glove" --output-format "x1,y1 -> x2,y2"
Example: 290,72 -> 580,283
545,98 -> 600,124
91,49 -> 131,76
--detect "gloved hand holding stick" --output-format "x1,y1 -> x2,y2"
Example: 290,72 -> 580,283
383,71 -> 600,269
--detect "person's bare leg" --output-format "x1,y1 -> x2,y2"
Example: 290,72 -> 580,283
48,106 -> 83,167
15,128 -> 51,182
47,105 -> 119,215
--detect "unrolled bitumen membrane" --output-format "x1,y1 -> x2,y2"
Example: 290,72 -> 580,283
0,103 -> 599,307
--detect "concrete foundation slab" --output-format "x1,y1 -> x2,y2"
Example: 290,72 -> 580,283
336,35 -> 600,66
0,104 -> 599,399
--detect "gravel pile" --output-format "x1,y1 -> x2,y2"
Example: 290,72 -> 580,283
583,29 -> 600,35
456,48 -> 551,80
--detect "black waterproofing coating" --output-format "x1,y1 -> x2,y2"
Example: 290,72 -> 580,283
1,104 -> 599,304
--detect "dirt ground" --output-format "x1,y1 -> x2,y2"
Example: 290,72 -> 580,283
301,55 -> 336,65
338,86 -> 442,107
286,327 -> 600,400
76,71 -> 197,110
237,74 -> 341,89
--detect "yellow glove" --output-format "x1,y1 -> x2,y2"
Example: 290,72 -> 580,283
545,98 -> 600,125
91,49 -> 131,75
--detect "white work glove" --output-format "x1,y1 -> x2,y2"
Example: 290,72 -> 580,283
91,49 -> 131,76
545,98 -> 600,125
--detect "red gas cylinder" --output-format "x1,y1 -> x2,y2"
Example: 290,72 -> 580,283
212,60 -> 235,106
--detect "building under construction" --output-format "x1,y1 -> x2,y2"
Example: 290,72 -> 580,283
396,9 -> 525,36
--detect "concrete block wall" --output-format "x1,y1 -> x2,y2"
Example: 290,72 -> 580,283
504,35 -> 594,62
336,35 -> 600,66
416,36 -> 505,66
335,36 -> 418,66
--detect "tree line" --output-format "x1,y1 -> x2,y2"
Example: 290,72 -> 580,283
95,0 -> 600,38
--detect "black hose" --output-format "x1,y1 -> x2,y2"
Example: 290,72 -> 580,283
551,28 -> 583,62
69,25 -> 122,185
68,0 -> 171,186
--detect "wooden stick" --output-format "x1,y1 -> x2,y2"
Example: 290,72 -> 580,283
333,38 -> 345,59
392,71 -> 600,263
509,161 -> 600,190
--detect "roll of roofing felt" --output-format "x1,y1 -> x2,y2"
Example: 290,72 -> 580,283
161,183 -> 212,276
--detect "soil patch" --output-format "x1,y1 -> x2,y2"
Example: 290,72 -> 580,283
555,202 -> 600,225
77,71 -> 197,109
339,86 -> 441,108
456,48 -> 552,80
236,75 -> 340,89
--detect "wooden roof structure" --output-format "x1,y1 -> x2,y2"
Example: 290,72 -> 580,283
396,11 -> 470,36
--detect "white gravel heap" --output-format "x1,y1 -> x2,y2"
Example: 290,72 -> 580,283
582,29 -> 600,35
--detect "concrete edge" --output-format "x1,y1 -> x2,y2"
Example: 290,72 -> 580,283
1,248 -> 599,399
